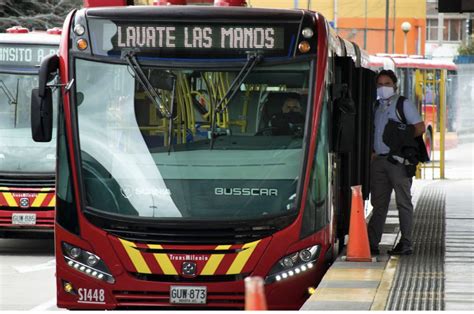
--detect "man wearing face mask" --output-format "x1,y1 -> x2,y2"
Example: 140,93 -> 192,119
368,69 -> 425,256
269,97 -> 305,135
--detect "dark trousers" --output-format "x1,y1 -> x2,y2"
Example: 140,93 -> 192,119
368,156 -> 414,249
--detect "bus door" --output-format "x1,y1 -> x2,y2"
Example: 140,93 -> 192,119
357,67 -> 376,199
332,55 -> 357,247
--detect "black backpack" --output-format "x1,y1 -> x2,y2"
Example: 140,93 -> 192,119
394,96 -> 430,163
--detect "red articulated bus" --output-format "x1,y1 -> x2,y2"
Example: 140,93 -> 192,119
31,0 -> 375,309
0,27 -> 60,237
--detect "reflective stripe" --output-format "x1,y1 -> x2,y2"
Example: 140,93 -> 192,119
48,196 -> 56,207
119,238 -> 151,274
31,193 -> 47,207
2,192 -> 17,207
201,245 -> 232,275
148,244 -> 178,275
227,240 -> 260,275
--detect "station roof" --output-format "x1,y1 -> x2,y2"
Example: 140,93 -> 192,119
391,57 -> 457,70
0,31 -> 60,46
370,53 -> 457,71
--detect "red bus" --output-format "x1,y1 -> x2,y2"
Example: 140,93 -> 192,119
31,1 -> 375,309
0,27 -> 60,237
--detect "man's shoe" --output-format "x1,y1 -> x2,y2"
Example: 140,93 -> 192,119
388,243 -> 413,256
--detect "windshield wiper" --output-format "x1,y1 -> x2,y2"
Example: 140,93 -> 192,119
122,50 -> 178,154
1,79 -> 19,127
0,79 -> 18,106
122,50 -> 172,119
209,52 -> 262,149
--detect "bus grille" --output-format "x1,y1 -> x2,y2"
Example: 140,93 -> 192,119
0,175 -> 55,188
113,290 -> 244,309
103,226 -> 274,244
85,210 -> 293,245
0,216 -> 54,228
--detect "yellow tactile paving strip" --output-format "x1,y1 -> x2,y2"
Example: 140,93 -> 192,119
323,268 -> 384,281
371,257 -> 400,310
311,288 -> 377,302
301,260 -> 395,310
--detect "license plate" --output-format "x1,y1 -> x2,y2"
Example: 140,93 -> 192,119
170,286 -> 207,304
12,213 -> 36,225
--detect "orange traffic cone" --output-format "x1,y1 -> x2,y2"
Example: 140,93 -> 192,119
244,276 -> 267,310
346,185 -> 372,262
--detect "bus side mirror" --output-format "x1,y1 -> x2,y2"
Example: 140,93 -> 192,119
31,88 -> 53,142
31,54 -> 58,142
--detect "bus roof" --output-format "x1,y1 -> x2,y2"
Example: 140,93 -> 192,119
0,31 -> 60,46
86,5 -> 305,20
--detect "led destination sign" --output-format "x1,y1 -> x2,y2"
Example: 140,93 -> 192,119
0,44 -> 58,67
113,25 -> 284,50
89,19 -> 299,58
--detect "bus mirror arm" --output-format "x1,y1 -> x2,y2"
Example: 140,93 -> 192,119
38,54 -> 60,98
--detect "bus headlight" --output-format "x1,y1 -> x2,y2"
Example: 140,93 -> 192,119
62,242 -> 115,284
69,247 -> 82,259
299,249 -> 313,262
265,245 -> 320,284
87,254 -> 99,267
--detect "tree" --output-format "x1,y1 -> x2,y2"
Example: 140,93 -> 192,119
0,0 -> 83,32
458,40 -> 474,56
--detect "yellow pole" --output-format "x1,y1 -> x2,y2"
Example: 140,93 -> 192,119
439,69 -> 446,179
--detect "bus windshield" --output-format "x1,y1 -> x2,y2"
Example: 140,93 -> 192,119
0,72 -> 56,174
76,58 -> 311,221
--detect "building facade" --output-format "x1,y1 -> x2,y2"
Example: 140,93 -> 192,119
248,0 -> 426,55
139,0 -> 473,60
425,0 -> 472,60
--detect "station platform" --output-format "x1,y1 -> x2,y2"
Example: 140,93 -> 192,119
301,143 -> 474,311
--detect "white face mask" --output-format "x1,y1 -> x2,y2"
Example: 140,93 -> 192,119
377,86 -> 395,100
